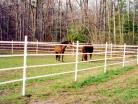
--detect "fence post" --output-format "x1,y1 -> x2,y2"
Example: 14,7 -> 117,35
72,41 -> 75,55
22,36 -> 28,96
137,47 -> 138,64
36,40 -> 38,54
123,43 -> 126,67
110,43 -> 112,58
75,41 -> 79,81
11,40 -> 13,54
104,42 -> 108,73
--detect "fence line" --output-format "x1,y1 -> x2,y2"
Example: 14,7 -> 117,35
36,40 -> 38,54
0,54 -> 24,57
11,40 -> 13,54
0,42 -> 137,55
22,36 -> 27,96
0,36 -> 138,96
123,44 -> 126,67
1,40 -> 138,48
0,67 -> 23,71
0,79 -> 23,85
0,55 -> 134,72
137,49 -> 138,64
75,41 -> 79,81
104,42 -> 108,73
110,43 -> 112,58
0,59 -> 136,86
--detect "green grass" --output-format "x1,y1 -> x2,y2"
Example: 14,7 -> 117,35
0,52 -> 138,104
0,55 -> 105,82
0,54 -> 105,97
95,74 -> 138,104
70,66 -> 134,88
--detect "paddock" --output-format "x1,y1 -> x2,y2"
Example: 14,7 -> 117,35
0,36 -> 138,97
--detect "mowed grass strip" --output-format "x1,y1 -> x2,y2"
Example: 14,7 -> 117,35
71,66 -> 135,88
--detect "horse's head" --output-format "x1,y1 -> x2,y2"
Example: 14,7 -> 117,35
61,41 -> 72,47
61,41 -> 71,44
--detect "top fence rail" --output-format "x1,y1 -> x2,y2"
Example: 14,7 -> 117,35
0,40 -> 138,48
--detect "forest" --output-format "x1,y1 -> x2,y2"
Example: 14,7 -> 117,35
0,0 -> 138,44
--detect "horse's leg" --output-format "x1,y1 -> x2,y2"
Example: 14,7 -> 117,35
55,52 -> 60,61
55,52 -> 58,61
85,54 -> 88,61
58,54 -> 60,61
82,54 -> 85,61
62,52 -> 64,62
90,53 -> 92,60
83,54 -> 87,61
82,55 -> 84,61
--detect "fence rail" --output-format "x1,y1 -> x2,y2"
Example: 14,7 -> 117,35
0,36 -> 138,96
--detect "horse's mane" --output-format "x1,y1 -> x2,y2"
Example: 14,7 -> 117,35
61,41 -> 71,44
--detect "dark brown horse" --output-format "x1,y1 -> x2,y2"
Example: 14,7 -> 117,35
82,45 -> 94,61
54,41 -> 71,62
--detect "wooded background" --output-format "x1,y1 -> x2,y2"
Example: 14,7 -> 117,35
0,0 -> 138,44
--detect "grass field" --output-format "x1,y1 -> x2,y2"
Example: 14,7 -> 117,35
0,53 -> 138,104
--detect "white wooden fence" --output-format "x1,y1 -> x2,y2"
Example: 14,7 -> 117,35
0,36 -> 138,96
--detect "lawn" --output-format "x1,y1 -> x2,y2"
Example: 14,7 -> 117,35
0,52 -> 138,104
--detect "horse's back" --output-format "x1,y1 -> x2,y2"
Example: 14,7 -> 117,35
87,46 -> 93,53
82,46 -> 93,53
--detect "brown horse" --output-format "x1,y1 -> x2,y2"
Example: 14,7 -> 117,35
82,45 -> 94,61
54,41 -> 71,62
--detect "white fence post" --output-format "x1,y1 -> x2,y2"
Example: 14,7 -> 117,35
110,43 -> 112,58
11,40 -> 13,54
36,40 -> 38,54
123,43 -> 126,67
75,41 -> 79,81
104,42 -> 108,73
137,47 -> 138,64
72,41 -> 75,55
22,36 -> 28,96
